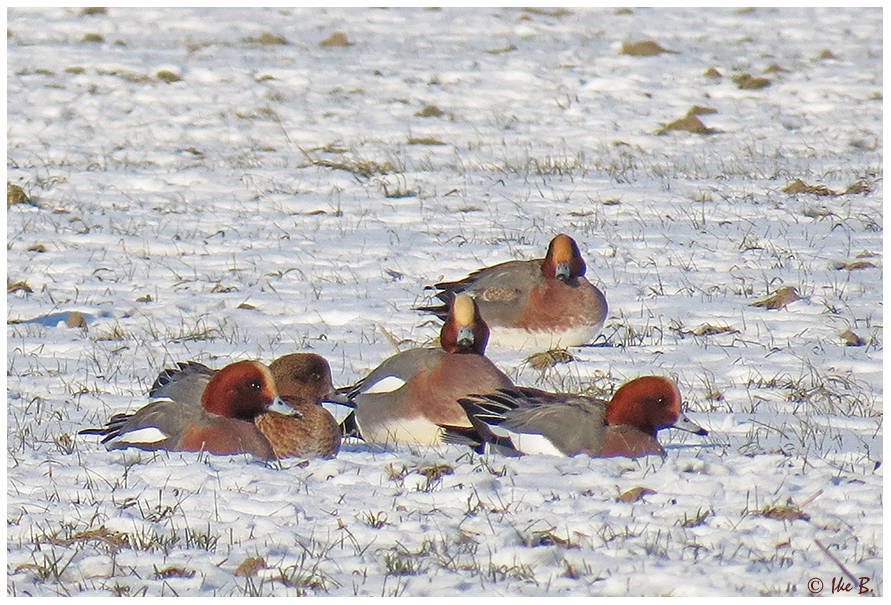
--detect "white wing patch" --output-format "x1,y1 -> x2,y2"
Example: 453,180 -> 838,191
361,375 -> 407,395
323,401 -> 353,424
114,427 -> 168,444
147,396 -> 175,404
492,426 -> 565,457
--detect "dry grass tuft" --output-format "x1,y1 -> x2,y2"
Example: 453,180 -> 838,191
301,149 -> 397,178
8,182 -> 31,206
621,41 -> 677,56
527,348 -> 575,370
833,260 -> 878,271
155,566 -> 196,579
47,526 -> 130,548
760,504 -> 809,522
687,105 -> 717,116
257,32 -> 287,45
235,556 -> 267,577
703,66 -> 722,78
522,528 -> 573,548
156,70 -> 181,83
679,508 -> 711,528
320,32 -> 352,48
685,323 -> 739,337
840,330 -> 865,347
764,63 -> 790,73
750,286 -> 800,310
416,105 -> 444,118
657,114 -> 716,135
787,179 -> 871,197
416,462 -> 453,483
487,44 -> 517,55
7,280 -> 33,294
841,181 -> 871,195
65,311 -> 89,328
617,487 -> 656,503
407,136 -> 446,145
733,73 -> 771,89
523,8 -> 571,18
783,179 -> 835,196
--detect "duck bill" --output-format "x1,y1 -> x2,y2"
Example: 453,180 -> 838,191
455,325 -> 476,349
554,261 -> 572,282
672,411 -> 708,436
268,396 -> 303,419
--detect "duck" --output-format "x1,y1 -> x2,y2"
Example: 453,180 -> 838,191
417,234 -> 608,350
333,294 -> 513,445
267,354 -> 341,459
443,376 -> 708,458
80,354 -> 340,459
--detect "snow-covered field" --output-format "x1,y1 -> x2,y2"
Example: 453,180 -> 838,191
6,7 -> 882,596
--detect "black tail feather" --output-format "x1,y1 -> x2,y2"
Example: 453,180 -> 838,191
441,425 -> 484,453
413,303 -> 449,320
339,411 -> 363,439
149,361 -> 214,399
78,412 -> 134,443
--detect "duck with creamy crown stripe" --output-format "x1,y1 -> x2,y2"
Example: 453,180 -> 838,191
417,234 -> 608,350
330,294 -> 513,445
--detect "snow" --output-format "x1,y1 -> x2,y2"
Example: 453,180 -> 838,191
6,6 -> 882,597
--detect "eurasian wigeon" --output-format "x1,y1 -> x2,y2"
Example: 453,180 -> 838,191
334,294 -> 513,445
418,234 -> 608,350
268,354 -> 340,459
81,354 -> 341,459
151,353 -> 340,459
444,376 -> 708,458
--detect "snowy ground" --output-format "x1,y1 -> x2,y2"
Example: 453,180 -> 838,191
6,7 -> 882,597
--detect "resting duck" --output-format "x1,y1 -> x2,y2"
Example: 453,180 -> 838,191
333,294 -> 513,445
418,234 -> 608,350
444,376 -> 708,458
81,354 -> 340,459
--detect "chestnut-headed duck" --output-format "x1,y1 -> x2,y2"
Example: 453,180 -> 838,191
445,376 -> 707,458
334,294 -> 513,445
150,353 -> 340,458
418,234 -> 608,350
81,354 -> 340,459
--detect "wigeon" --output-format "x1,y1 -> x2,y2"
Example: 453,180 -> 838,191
81,354 -> 340,459
333,294 -> 513,445
268,354 -> 340,459
444,376 -> 708,458
151,353 -> 340,459
418,234 -> 608,350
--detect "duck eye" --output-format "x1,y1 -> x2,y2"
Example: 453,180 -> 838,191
250,380 -> 261,391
